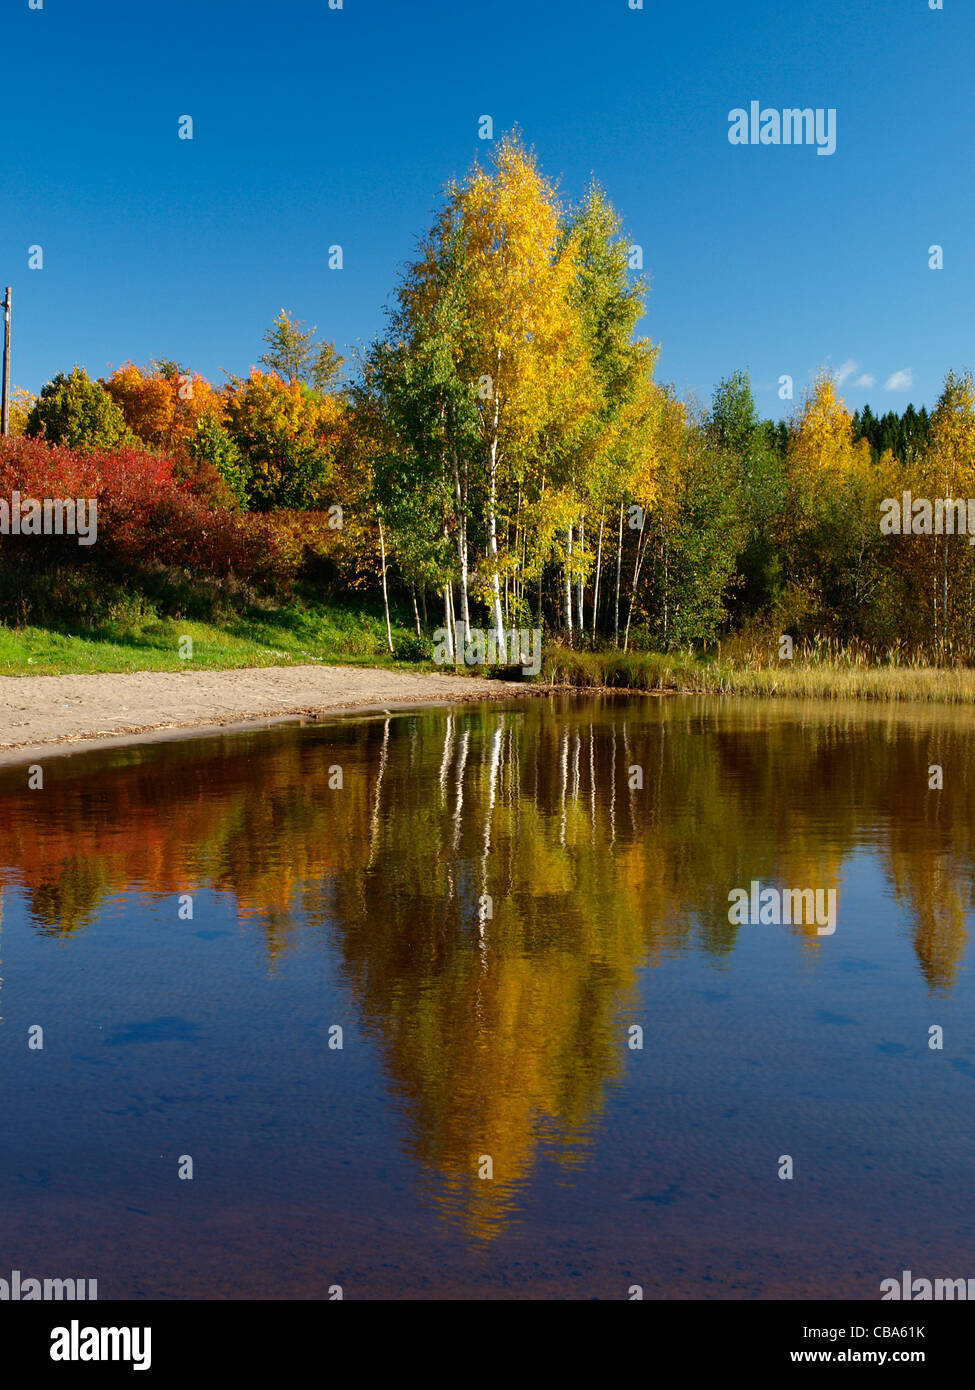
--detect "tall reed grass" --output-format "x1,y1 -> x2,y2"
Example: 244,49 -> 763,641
541,638 -> 975,703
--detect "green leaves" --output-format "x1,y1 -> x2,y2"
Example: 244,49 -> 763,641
260,309 -> 344,392
186,412 -> 250,509
26,367 -> 132,451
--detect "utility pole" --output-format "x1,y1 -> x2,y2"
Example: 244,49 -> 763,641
1,287 -> 10,437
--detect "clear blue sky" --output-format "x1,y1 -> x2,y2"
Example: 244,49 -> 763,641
3,0 -> 970,418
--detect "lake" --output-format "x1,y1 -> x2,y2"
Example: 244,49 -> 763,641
1,695 -> 973,1299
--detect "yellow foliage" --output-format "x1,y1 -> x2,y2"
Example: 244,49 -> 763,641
7,386 -> 37,438
789,374 -> 858,483
453,136 -> 597,451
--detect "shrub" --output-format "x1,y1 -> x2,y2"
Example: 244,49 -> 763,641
394,630 -> 428,662
0,436 -> 300,592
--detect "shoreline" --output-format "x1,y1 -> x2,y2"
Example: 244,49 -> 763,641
0,665 -> 548,767
2,659 -> 971,767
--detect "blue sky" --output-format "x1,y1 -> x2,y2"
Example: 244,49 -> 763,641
2,0 -> 969,418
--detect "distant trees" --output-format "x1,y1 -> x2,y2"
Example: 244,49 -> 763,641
853,401 -> 931,461
696,370 -> 975,657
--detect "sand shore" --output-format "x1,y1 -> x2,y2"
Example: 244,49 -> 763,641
0,665 -> 536,764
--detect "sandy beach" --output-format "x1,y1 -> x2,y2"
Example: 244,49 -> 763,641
0,665 -> 536,763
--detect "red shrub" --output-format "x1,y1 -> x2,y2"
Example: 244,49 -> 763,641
0,436 -> 298,589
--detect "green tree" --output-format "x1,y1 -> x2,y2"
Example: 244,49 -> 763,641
26,367 -> 131,449
186,412 -> 251,508
261,310 -> 344,392
707,371 -> 786,623
359,331 -> 469,648
644,403 -> 742,648
559,184 -> 655,640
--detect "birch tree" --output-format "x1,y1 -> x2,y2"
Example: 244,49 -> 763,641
449,134 -> 594,635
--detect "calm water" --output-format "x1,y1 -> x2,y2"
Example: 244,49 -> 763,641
1,696 -> 973,1299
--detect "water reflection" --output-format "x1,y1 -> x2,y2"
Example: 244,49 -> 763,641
0,696 -> 972,1243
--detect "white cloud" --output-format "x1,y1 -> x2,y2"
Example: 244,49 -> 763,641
884,369 -> 913,392
855,374 -> 876,388
834,359 -> 858,385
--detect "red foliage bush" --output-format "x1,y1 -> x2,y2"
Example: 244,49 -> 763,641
0,436 -> 299,589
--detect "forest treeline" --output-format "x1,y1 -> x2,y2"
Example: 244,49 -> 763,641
4,133 -> 974,663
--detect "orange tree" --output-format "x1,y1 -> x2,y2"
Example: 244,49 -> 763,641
103,360 -> 223,453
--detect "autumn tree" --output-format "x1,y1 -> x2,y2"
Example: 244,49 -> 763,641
8,386 -> 37,439
103,361 -> 223,454
913,370 -> 975,654
782,373 -> 880,638
381,135 -> 596,642
222,369 -> 343,510
456,137 -> 597,635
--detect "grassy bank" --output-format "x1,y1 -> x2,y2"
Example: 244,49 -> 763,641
5,592 -> 975,703
0,596 -> 430,676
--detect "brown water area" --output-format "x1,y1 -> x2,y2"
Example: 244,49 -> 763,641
0,696 -> 973,1298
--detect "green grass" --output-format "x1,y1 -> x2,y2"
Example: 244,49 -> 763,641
0,597 -> 433,676
7,618 -> 975,701
6,574 -> 975,703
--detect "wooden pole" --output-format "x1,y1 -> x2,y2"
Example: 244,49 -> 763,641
1,288 -> 10,437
